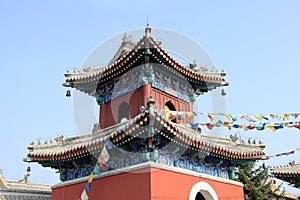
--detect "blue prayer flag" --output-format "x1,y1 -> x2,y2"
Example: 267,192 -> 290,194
85,182 -> 92,191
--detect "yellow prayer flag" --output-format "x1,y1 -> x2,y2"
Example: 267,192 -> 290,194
110,131 -> 116,137
186,112 -> 194,120
266,126 -> 276,132
285,114 -> 291,120
296,148 -> 300,151
225,114 -> 232,121
254,114 -> 263,120
164,106 -> 170,119
88,172 -> 94,183
222,122 -> 231,130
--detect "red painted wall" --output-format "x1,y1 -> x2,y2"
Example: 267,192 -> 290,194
99,84 -> 194,128
150,167 -> 244,200
52,167 -> 244,200
52,170 -> 151,200
100,86 -> 147,129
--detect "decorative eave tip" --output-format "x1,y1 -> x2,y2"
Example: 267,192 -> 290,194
222,81 -> 230,86
23,157 -> 33,162
62,82 -> 71,87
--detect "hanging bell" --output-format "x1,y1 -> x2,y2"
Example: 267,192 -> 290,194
66,90 -> 71,97
221,88 -> 226,96
27,166 -> 31,172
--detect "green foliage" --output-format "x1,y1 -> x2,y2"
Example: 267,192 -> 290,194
235,162 -> 286,200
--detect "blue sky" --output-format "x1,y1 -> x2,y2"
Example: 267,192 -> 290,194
0,0 -> 300,193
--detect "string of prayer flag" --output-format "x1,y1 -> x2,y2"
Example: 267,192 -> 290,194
162,108 -> 300,123
162,108 -> 300,132
264,149 -> 300,160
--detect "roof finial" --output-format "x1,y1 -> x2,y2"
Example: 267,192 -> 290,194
147,95 -> 155,108
145,20 -> 151,37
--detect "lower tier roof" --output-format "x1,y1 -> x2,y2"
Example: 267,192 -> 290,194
25,107 -> 265,164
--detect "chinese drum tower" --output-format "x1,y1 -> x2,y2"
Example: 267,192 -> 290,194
25,25 -> 266,200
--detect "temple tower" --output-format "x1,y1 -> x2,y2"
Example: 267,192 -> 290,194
25,25 -> 265,200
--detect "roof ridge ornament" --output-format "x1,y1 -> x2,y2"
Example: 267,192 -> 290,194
145,22 -> 151,37
289,160 -> 296,166
189,60 -> 197,70
55,135 -> 64,145
122,33 -> 135,45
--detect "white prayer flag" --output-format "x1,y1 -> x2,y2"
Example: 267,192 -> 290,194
81,189 -> 89,200
98,145 -> 110,165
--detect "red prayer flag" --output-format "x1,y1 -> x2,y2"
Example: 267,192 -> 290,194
294,124 -> 300,130
247,125 -> 256,130
206,123 -> 214,130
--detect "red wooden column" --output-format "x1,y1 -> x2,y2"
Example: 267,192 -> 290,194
142,84 -> 152,107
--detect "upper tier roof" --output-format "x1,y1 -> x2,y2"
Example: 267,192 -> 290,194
63,25 -> 228,96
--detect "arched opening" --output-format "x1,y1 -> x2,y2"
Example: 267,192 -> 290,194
189,181 -> 218,200
165,100 -> 176,111
118,102 -> 129,122
195,192 -> 206,200
165,100 -> 176,122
